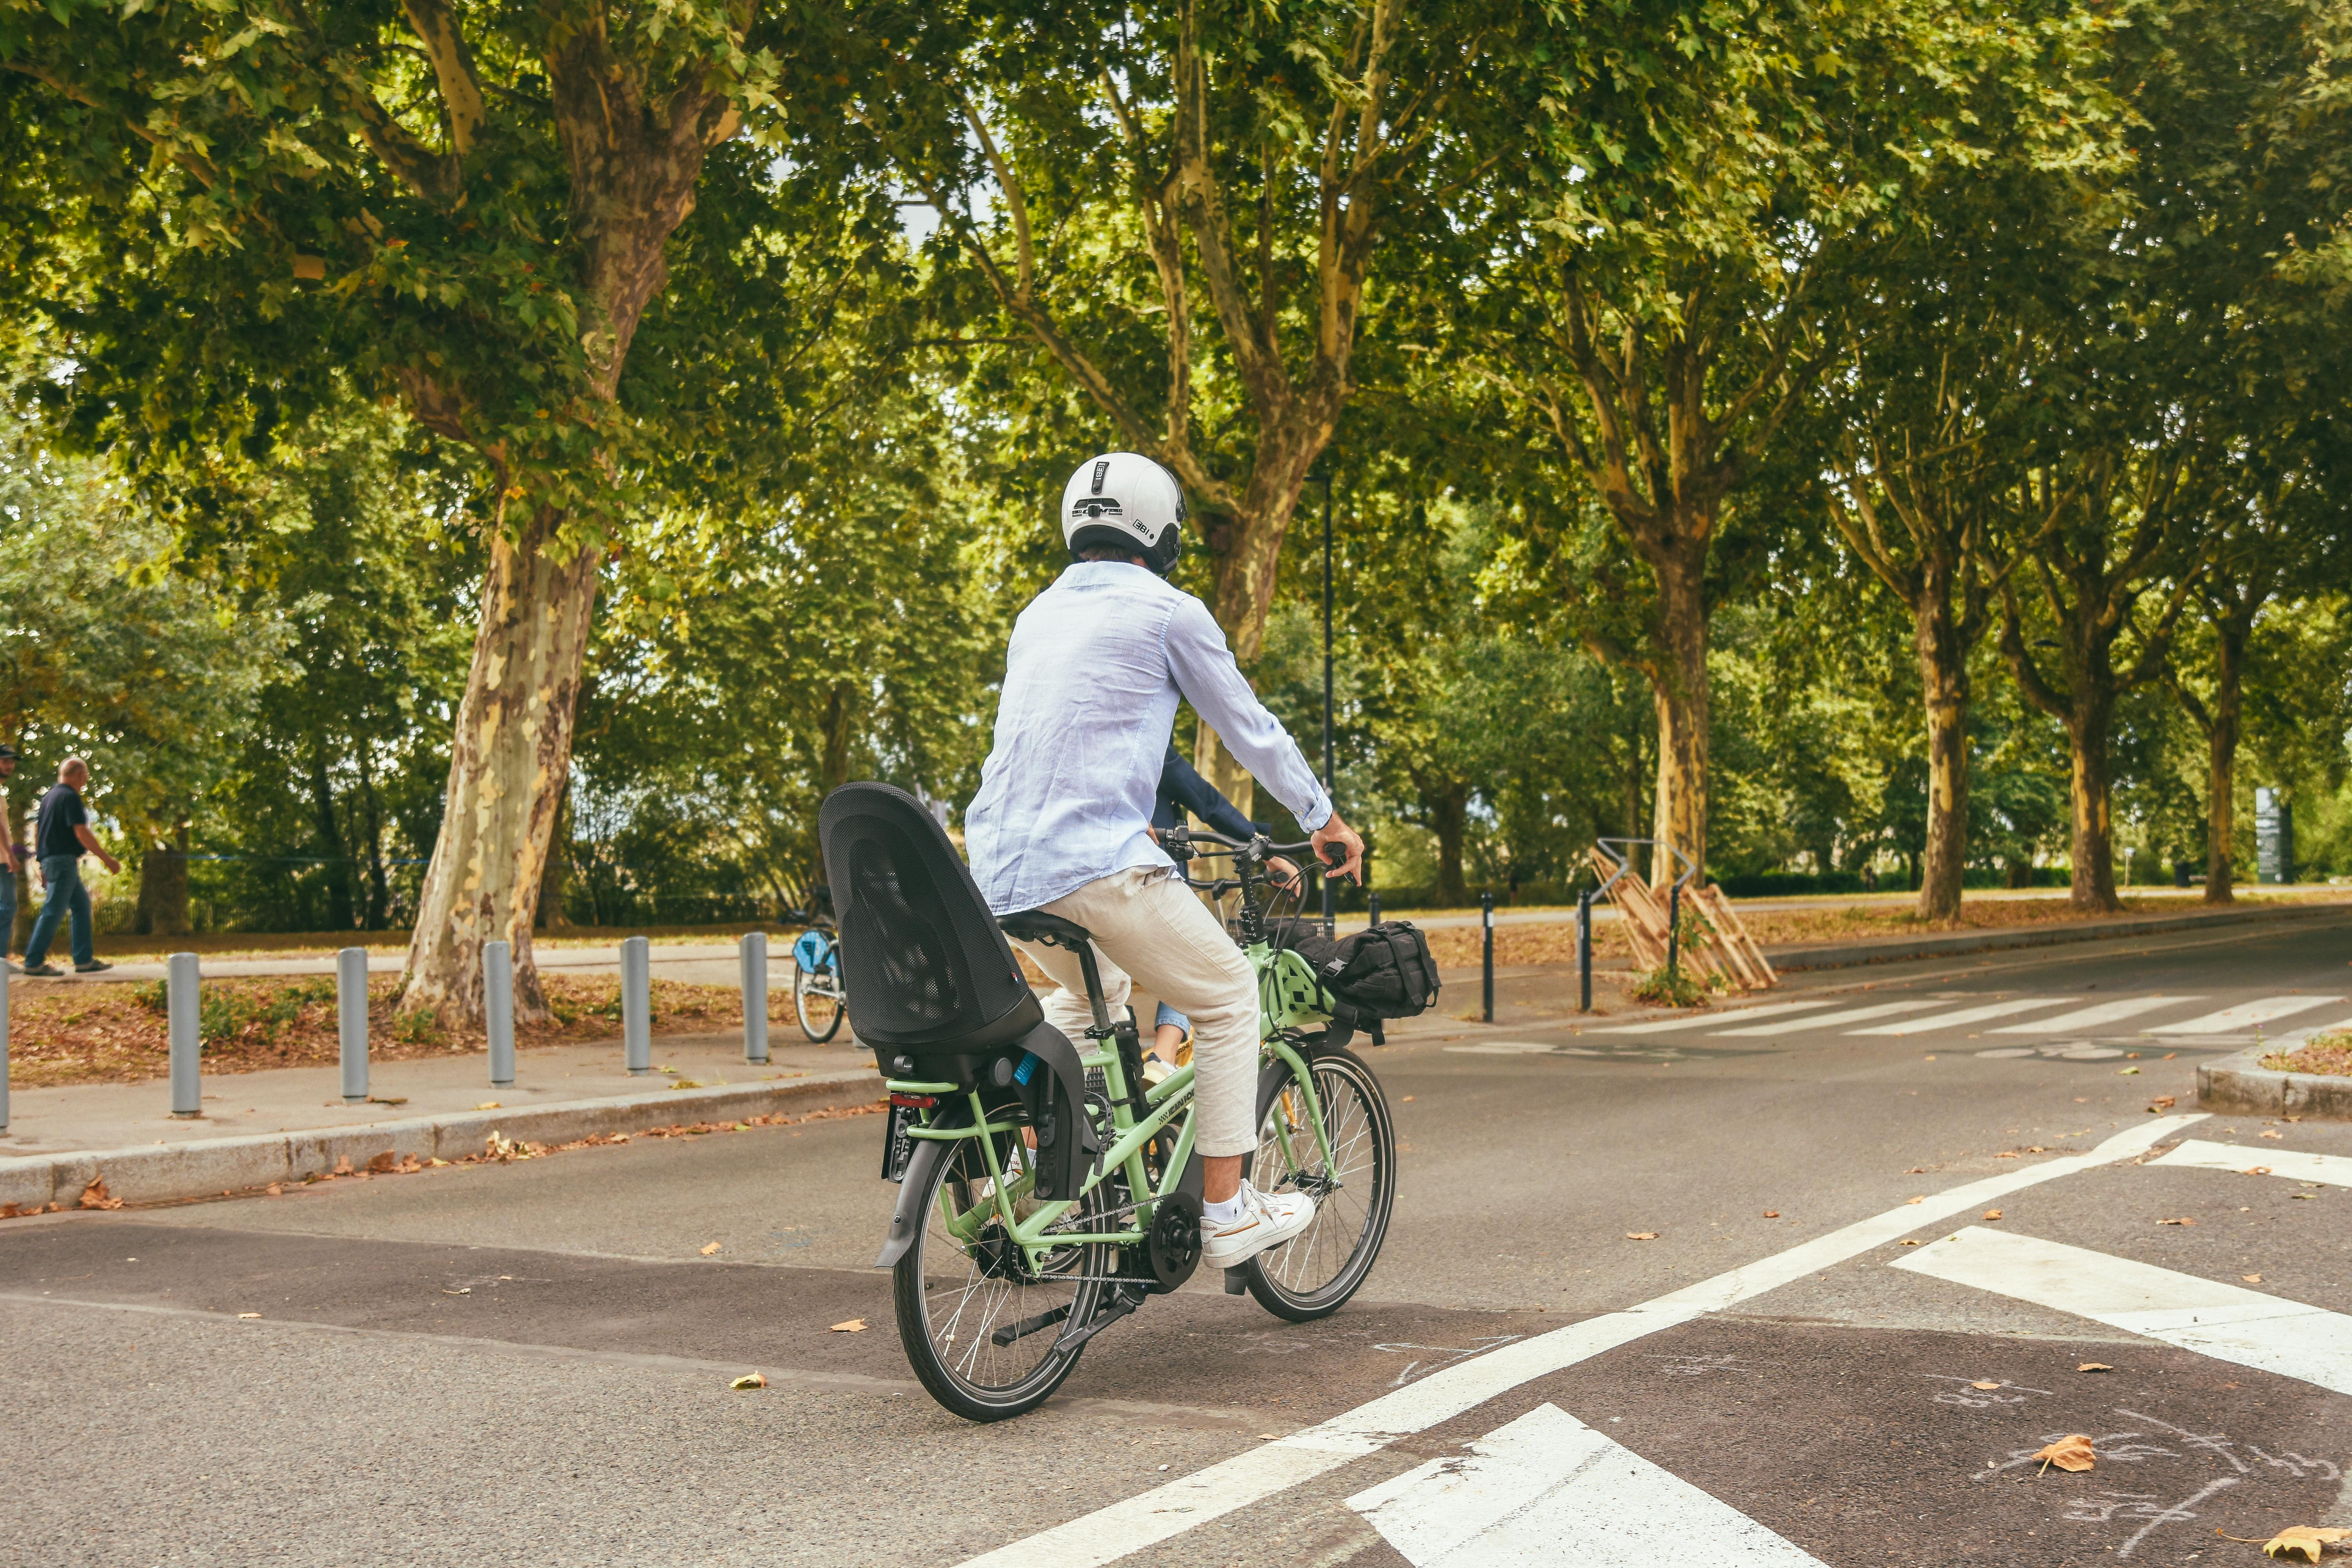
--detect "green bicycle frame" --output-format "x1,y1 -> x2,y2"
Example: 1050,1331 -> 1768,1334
886,936 -> 1336,1273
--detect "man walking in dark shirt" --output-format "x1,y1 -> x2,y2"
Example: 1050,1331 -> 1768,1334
24,756 -> 122,976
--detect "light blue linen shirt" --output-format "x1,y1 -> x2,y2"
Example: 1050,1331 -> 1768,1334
965,562 -> 1332,915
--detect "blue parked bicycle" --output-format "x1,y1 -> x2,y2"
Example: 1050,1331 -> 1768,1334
787,898 -> 846,1043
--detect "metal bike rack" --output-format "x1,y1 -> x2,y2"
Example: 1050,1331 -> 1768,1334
1585,838 -> 1700,1004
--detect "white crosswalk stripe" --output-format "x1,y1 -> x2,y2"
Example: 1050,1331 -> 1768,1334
2149,1139 -> 2352,1187
1348,1403 -> 1828,1567
1708,998 -> 1944,1036
2144,995 -> 2343,1036
1845,997 -> 2076,1036
1892,1227 -> 2352,1397
1586,999 -> 1838,1035
1987,995 -> 2202,1035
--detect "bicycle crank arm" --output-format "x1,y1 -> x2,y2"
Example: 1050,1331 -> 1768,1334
989,1303 -> 1072,1348
1049,1291 -> 1140,1354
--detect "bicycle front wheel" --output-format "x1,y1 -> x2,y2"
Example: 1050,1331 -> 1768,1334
792,959 -> 844,1042
892,1120 -> 1113,1421
1239,1046 -> 1396,1322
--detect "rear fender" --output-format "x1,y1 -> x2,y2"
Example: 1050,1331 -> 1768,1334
876,1132 -> 958,1269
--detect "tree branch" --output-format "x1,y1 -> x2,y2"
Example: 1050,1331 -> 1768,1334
399,0 -> 487,157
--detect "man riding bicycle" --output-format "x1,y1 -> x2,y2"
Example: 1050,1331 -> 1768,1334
964,451 -> 1365,1272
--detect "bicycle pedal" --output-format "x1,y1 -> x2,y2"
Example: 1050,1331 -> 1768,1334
1223,1267 -> 1249,1295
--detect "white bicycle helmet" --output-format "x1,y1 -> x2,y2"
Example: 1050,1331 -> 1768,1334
1061,451 -> 1186,575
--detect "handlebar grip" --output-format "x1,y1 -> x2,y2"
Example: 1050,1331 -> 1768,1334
1321,842 -> 1348,869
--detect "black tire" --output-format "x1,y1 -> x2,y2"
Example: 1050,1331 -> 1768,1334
892,1116 -> 1113,1421
793,956 -> 844,1042
1239,1046 -> 1396,1322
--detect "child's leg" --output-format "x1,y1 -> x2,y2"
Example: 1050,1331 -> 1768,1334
1151,999 -> 1191,1063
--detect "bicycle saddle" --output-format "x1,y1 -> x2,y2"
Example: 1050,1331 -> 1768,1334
998,910 -> 1094,947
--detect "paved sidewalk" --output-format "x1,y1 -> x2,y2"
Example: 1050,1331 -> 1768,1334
0,1030 -> 876,1159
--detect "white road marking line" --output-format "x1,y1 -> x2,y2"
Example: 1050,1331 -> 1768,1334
1708,998 -> 1945,1037
1988,996 -> 2202,1035
2148,1139 -> 2352,1187
1444,1041 -> 1573,1055
950,1115 -> 2206,1568
1586,1000 -> 1838,1036
2145,995 -> 2344,1036
1846,997 -> 2077,1037
1347,1403 -> 1827,1567
1892,1227 -> 2352,1397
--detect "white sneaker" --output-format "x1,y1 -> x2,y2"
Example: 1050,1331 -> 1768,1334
1200,1180 -> 1316,1269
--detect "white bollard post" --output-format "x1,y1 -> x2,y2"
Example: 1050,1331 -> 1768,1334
622,935 -> 652,1075
169,952 -> 201,1118
484,939 -> 515,1088
336,946 -> 369,1104
740,931 -> 769,1065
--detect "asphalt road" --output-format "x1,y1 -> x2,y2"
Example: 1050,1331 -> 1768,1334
5,914 -> 2350,1566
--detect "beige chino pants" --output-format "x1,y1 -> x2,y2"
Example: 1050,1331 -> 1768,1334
1011,865 -> 1261,1158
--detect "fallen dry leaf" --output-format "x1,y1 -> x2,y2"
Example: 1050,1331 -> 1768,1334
2027,1145 -> 2047,1153
2244,1274 -> 2263,1283
1995,1152 -> 2019,1160
1400,1096 -> 1415,1103
1762,1210 -> 1780,1218
2118,1066 -> 2141,1075
831,1318 -> 867,1332
78,1178 -> 123,1211
331,1155 -> 354,1176
264,1183 -> 283,1197
2033,1434 -> 2097,1473
366,1151 -> 397,1174
476,1102 -> 501,1111
699,1241 -> 722,1256
730,1372 -> 768,1390
1906,1166 -> 1927,1174
1971,1380 -> 2001,1390
2244,1166 -> 2274,1176
2077,1362 -> 2113,1373
442,1287 -> 470,1296
237,1312 -> 261,1320
1625,1232 -> 1660,1241
1984,1210 -> 2004,1221
2159,1216 -> 2198,1226
1905,1196 -> 1926,1205
2261,1129 -> 2285,1139
1899,1239 -> 1924,1247
2261,1526 -> 2350,1563
2147,1096 -> 2177,1112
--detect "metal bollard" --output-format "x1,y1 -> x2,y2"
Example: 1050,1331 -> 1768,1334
336,946 -> 368,1103
1480,892 -> 1495,1024
1667,882 -> 1682,975
169,951 -> 201,1117
0,962 -> 10,1134
484,939 -> 515,1089
1368,891 -> 1381,927
1577,890 -> 1593,1013
740,931 -> 769,1064
621,935 -> 652,1075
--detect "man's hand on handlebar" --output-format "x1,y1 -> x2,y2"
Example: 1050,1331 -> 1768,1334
1310,810 -> 1366,885
1267,855 -> 1302,893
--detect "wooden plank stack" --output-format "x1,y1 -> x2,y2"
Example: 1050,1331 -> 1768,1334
1588,848 -> 1779,993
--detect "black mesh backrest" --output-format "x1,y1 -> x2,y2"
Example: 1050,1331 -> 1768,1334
818,782 -> 1040,1052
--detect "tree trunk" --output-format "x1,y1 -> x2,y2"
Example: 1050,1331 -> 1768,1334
536,792 -> 573,930
820,682 -> 860,794
2205,626 -> 2245,904
2065,693 -> 2123,913
311,742 -> 355,931
1427,782 -> 1470,906
1645,538 -> 1710,888
135,826 -> 192,937
399,504 -> 600,1026
1913,567 -> 1971,925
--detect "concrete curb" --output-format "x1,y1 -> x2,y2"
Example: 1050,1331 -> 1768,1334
0,1070 -> 884,1212
2197,1045 -> 2352,1121
1766,899 -> 2350,973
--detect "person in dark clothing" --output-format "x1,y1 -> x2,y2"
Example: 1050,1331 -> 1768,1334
1143,745 -> 1299,1062
24,756 -> 121,976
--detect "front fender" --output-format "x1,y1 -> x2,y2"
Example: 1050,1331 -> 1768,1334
875,1132 -> 956,1269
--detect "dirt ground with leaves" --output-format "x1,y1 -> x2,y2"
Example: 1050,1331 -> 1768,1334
5,975 -> 791,1090
2264,1033 -> 2352,1076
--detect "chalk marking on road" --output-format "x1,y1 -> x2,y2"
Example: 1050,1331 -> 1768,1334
2148,1139 -> 2352,1188
1585,1000 -> 1838,1036
950,1115 -> 2206,1568
2145,995 -> 2343,1036
1891,1227 -> 2352,1397
1988,996 -> 2202,1035
1345,1402 -> 1828,1567
1707,998 -> 1945,1037
1846,997 -> 2078,1037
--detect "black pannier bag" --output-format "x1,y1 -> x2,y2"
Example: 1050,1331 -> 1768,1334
1266,917 -> 1442,1047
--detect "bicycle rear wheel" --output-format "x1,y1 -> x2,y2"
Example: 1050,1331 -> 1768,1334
793,958 -> 844,1042
1239,1046 -> 1396,1321
893,1117 -> 1112,1421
